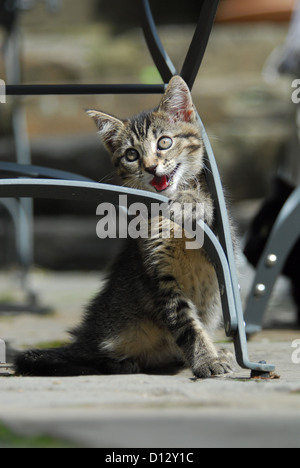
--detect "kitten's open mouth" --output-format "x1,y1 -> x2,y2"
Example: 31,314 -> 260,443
151,164 -> 181,192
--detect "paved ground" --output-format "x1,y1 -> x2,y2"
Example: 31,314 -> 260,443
0,265 -> 299,448
0,14 -> 298,449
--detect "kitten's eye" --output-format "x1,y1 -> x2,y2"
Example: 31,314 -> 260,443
125,149 -> 140,162
158,137 -> 173,151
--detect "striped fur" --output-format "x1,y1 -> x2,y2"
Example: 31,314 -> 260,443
14,76 -> 233,378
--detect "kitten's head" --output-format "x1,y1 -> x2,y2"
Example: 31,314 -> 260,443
87,76 -> 204,196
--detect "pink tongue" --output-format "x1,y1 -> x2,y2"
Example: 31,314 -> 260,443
151,175 -> 169,192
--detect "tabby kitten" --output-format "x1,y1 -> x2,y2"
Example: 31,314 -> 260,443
15,76 -> 233,378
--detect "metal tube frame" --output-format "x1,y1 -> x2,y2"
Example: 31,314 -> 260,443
6,84 -> 166,96
0,0 -> 275,375
244,186 -> 300,335
1,20 -> 34,289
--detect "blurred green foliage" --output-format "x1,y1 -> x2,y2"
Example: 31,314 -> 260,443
0,421 -> 75,448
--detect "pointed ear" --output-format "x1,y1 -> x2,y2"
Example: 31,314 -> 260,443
86,110 -> 125,153
158,76 -> 196,123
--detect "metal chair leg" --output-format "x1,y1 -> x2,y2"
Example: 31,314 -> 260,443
0,198 -> 31,269
245,186 -> 300,335
198,116 -> 275,373
2,23 -> 34,281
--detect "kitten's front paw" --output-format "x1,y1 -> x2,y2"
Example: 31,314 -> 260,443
193,355 -> 233,379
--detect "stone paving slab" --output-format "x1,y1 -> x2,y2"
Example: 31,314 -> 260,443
1,407 -> 300,449
0,271 -> 299,448
0,339 -> 299,448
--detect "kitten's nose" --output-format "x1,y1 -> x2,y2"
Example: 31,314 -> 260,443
145,164 -> 158,175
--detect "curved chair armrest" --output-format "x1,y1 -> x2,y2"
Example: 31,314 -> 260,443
0,161 -> 93,182
0,178 -> 168,206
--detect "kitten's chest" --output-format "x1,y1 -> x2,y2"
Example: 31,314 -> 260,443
155,237 -> 218,310
177,247 -> 217,309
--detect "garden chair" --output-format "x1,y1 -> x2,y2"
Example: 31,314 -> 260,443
0,0 -> 275,377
